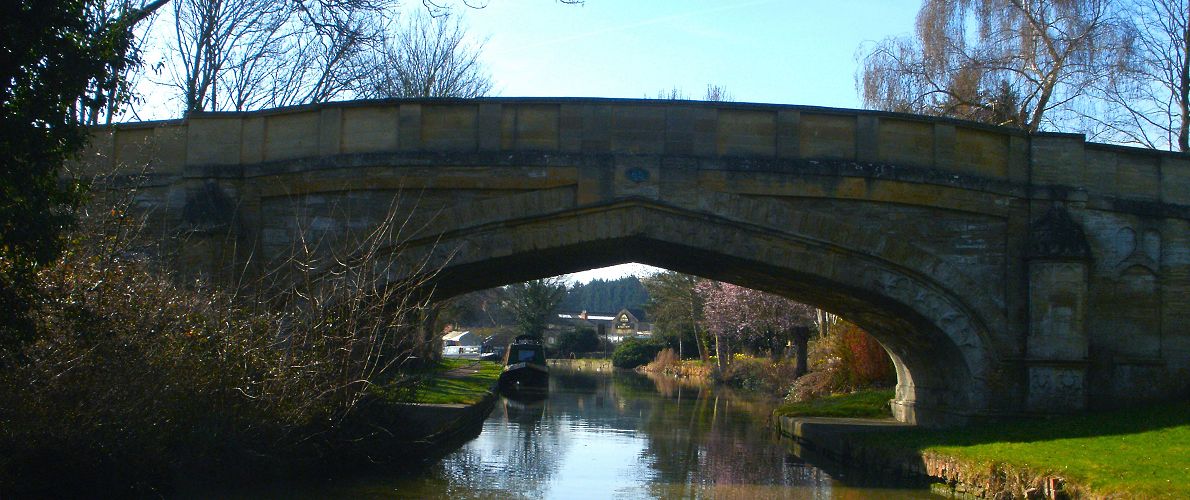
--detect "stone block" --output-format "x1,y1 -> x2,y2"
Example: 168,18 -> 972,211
342,106 -> 399,153
318,107 -> 342,156
513,104 -> 559,151
421,105 -> 477,151
113,126 -> 154,173
240,116 -> 265,164
264,111 -> 319,161
610,105 -> 665,154
775,109 -> 801,159
1160,154 -> 1190,205
876,117 -> 932,167
1031,133 -> 1086,187
664,106 -> 716,156
954,126 -> 1008,178
476,103 -> 501,151
716,109 -> 775,157
1026,364 -> 1087,411
1027,262 -> 1088,360
932,122 -> 955,171
558,104 -> 585,152
855,114 -> 879,162
1114,150 -> 1160,201
799,113 -> 855,160
186,116 -> 243,166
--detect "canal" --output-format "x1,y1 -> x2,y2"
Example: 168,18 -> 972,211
239,366 -> 939,499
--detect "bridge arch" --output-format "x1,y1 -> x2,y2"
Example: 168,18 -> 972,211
385,194 -> 1006,426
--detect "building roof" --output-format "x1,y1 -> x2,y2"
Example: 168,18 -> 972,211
441,330 -> 474,342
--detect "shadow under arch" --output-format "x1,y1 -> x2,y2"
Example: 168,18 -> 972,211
386,199 -> 1004,427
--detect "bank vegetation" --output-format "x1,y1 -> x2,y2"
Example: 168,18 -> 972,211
0,197 -> 464,496
632,271 -> 895,408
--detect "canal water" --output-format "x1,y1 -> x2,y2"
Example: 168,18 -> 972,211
245,366 -> 938,499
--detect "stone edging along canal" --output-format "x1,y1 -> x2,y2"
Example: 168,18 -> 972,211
776,416 -> 1076,499
390,382 -> 501,457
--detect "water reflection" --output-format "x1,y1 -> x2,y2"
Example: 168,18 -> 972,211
244,367 -> 937,499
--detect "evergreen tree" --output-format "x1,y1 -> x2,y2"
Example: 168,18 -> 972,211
505,278 -> 567,338
1,0 -> 164,349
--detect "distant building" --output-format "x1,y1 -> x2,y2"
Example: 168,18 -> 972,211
553,308 -> 651,345
442,330 -> 481,346
442,330 -> 483,358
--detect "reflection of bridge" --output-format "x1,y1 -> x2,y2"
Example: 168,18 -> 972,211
81,98 -> 1190,426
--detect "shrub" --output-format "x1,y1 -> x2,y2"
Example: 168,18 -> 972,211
0,200 -> 438,495
831,321 -> 894,389
642,347 -> 681,373
718,355 -> 800,392
788,319 -> 894,402
611,339 -> 663,369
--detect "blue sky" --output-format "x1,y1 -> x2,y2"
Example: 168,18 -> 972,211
463,0 -> 919,106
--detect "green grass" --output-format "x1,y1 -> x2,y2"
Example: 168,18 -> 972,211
853,400 -> 1190,498
406,359 -> 502,405
775,388 -> 895,419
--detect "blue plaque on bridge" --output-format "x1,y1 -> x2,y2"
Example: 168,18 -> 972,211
626,167 -> 650,183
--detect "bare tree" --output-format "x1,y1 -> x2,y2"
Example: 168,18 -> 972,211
418,0 -> 584,18
651,83 -> 734,101
357,11 -> 493,99
858,0 -> 1120,133
167,0 -> 393,113
1086,0 -> 1189,151
73,0 -> 168,125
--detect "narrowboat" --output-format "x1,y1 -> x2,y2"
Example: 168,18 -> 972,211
498,335 -> 549,392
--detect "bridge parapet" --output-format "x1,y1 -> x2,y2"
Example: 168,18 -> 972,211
81,98 -> 1190,210
80,99 -> 1025,178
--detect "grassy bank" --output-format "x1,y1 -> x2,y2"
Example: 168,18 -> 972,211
850,400 -> 1190,498
775,388 -> 895,419
405,359 -> 502,405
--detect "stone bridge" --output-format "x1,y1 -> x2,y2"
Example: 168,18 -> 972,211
79,98 -> 1190,426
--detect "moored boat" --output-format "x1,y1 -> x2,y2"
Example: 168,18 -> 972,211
498,335 -> 549,392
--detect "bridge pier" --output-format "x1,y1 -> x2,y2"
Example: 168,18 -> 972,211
1024,206 -> 1092,412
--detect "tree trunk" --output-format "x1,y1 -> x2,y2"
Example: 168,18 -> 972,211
792,326 -> 810,378
1180,21 -> 1188,152
714,331 -> 727,373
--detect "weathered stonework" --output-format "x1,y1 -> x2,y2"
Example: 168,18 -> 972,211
79,98 -> 1190,426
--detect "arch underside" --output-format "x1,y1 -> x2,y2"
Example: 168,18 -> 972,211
384,198 -> 1011,426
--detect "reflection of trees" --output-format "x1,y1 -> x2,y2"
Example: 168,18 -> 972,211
642,370 -> 705,399
633,372 -> 831,496
423,369 -> 876,497
549,369 -> 599,394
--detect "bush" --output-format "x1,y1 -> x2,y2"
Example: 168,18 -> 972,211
0,202 -> 439,495
642,347 -> 680,373
611,339 -> 663,369
830,321 -> 894,389
788,319 -> 894,403
718,355 -> 800,392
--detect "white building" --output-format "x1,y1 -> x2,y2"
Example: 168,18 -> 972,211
442,330 -> 483,358
442,330 -> 481,346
